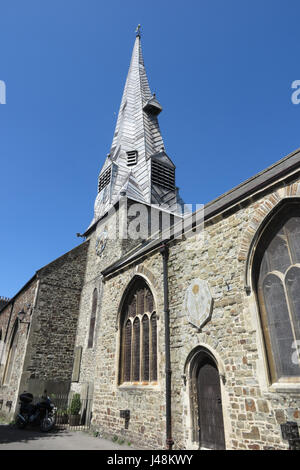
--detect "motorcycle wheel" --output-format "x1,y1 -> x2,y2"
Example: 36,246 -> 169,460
40,416 -> 55,432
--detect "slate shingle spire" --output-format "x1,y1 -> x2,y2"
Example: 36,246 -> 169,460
91,27 -> 184,226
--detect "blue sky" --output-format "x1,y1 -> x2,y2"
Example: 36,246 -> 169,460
0,0 -> 300,297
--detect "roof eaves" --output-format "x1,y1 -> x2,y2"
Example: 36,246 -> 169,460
0,274 -> 37,314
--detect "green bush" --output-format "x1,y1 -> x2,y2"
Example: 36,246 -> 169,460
69,394 -> 81,415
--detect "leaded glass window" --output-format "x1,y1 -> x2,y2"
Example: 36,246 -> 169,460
119,278 -> 157,385
254,205 -> 300,383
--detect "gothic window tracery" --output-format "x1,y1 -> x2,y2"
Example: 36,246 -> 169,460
254,205 -> 300,383
119,278 -> 157,385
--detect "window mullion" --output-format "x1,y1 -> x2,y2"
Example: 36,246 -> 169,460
139,316 -> 142,382
283,276 -> 297,341
149,313 -> 152,382
284,225 -> 294,266
120,281 -> 156,385
130,319 -> 133,382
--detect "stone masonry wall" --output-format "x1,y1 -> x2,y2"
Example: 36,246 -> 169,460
0,280 -> 38,419
90,257 -> 167,449
71,199 -> 152,400
166,179 -> 300,450
18,241 -> 89,398
71,207 -> 125,399
71,199 -> 183,443
88,177 -> 300,450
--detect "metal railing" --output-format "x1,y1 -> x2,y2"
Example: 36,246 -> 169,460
34,394 -> 92,431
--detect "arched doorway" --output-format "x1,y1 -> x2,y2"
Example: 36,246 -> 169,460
188,347 -> 226,450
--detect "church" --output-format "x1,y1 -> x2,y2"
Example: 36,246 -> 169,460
0,27 -> 300,450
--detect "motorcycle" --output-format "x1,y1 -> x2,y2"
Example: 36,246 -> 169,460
16,391 -> 57,432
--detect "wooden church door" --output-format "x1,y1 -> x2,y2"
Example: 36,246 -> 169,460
197,359 -> 225,450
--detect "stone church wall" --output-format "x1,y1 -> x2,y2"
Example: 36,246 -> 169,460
166,178 -> 300,450
71,199 -> 184,439
0,241 -> 89,420
88,177 -> 300,450
70,198 -> 160,400
90,256 -> 167,449
70,202 -> 142,401
1,164 -> 299,449
0,280 -> 38,419
18,241 -> 90,398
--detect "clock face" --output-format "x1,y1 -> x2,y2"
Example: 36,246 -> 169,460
96,227 -> 108,257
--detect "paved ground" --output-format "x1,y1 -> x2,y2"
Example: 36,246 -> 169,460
0,425 -> 138,450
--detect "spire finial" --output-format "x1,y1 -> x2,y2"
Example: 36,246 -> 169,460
135,24 -> 141,37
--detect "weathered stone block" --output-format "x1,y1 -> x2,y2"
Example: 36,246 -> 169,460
245,399 -> 256,412
242,426 -> 260,440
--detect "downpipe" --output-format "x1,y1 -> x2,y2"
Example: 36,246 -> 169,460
160,244 -> 174,451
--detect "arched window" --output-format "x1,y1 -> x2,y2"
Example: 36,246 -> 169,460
88,289 -> 98,349
253,203 -> 300,383
2,321 -> 18,385
119,278 -> 157,385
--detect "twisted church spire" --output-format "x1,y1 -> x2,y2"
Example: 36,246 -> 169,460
90,28 -> 183,227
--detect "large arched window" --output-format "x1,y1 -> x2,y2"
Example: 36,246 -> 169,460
119,278 -> 157,385
253,203 -> 300,383
88,289 -> 98,349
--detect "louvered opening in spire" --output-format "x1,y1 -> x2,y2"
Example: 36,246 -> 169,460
98,166 -> 111,193
127,150 -> 138,167
151,160 -> 175,191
